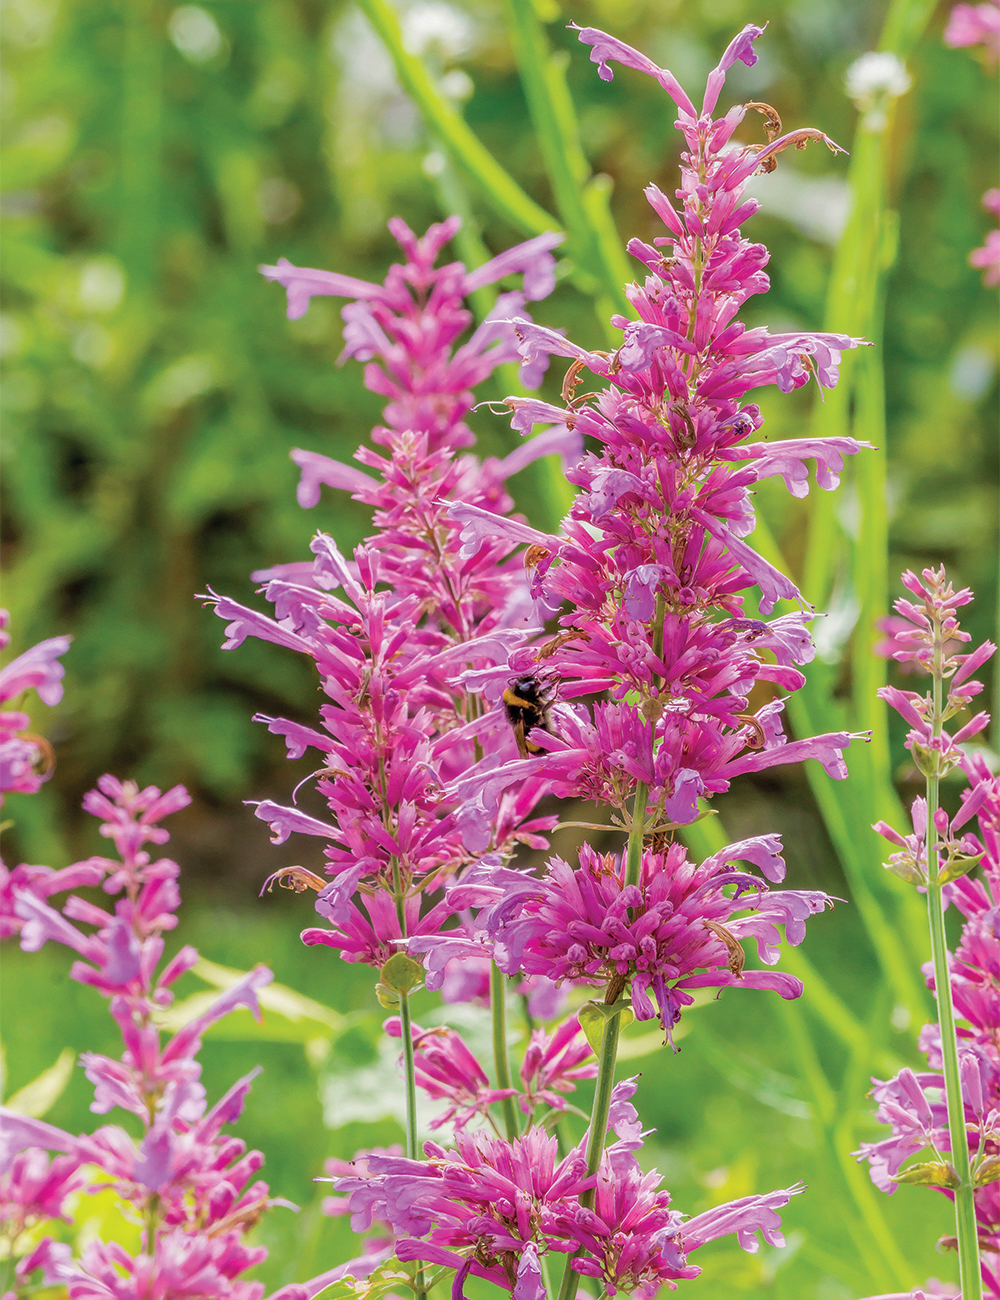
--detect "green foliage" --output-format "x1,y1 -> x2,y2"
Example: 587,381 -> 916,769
2,0 -> 997,1295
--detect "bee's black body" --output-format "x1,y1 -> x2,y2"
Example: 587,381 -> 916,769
502,673 -> 557,759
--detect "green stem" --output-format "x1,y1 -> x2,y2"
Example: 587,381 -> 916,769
491,960 -> 520,1141
925,656 -> 982,1298
625,782 -> 648,888
397,986 -> 420,1161
556,1009 -> 623,1300
390,861 -> 427,1300
501,0 -> 630,320
558,785 -> 647,1300
357,0 -> 554,239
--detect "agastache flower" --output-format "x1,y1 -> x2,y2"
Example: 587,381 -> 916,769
384,1016 -> 517,1131
452,836 -> 827,1042
876,568 -> 996,785
518,1016 -> 598,1116
0,610 -> 71,802
945,0 -> 1000,64
2,778 -> 330,1299
859,581 -> 1000,1290
443,23 -> 871,829
212,219 -> 579,965
336,1078 -> 804,1296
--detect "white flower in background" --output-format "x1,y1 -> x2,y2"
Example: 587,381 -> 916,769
78,257 -> 126,314
257,177 -> 301,225
439,68 -> 473,101
169,5 -> 223,64
845,51 -> 911,129
401,2 -> 474,61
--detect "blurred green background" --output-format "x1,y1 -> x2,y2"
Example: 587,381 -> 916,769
1,0 -> 997,1295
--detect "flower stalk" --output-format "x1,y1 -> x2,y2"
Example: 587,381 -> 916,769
558,781 -> 649,1300
397,989 -> 421,1162
863,566 -> 997,1296
924,616 -> 982,1299
491,961 -> 520,1141
556,1010 -> 624,1300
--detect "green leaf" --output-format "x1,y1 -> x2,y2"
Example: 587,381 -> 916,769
3,1047 -> 75,1117
893,1161 -> 960,1188
938,853 -> 984,885
379,953 -> 425,994
577,998 -> 634,1053
311,1259 -> 416,1300
577,1001 -> 605,1053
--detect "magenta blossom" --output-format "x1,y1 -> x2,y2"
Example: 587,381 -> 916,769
1,776 -> 329,1298
209,219 -> 577,958
384,1016 -> 517,1131
336,1079 -> 804,1297
860,586 -> 1000,1296
518,1016 -> 598,1116
449,836 -> 828,1040
0,610 -> 71,801
944,0 -> 1000,63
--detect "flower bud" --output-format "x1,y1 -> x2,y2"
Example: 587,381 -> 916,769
892,1161 -> 960,1188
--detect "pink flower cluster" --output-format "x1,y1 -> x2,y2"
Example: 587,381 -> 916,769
382,1012 -> 597,1132
945,0 -> 1000,64
443,24 -> 869,833
335,1079 -> 800,1299
859,571 -> 999,1293
876,569 -> 994,809
1,777 -> 337,1300
437,835 -> 828,1041
209,218 -> 575,968
0,611 -> 71,803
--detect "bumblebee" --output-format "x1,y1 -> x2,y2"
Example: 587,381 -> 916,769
502,673 -> 557,759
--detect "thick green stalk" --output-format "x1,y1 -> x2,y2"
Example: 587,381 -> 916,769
390,860 -> 421,1163
925,664 -> 982,1297
390,862 -> 428,1300
557,785 -> 647,1300
396,987 -> 420,1161
490,961 -> 520,1141
624,781 -> 647,888
555,1009 -> 622,1300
